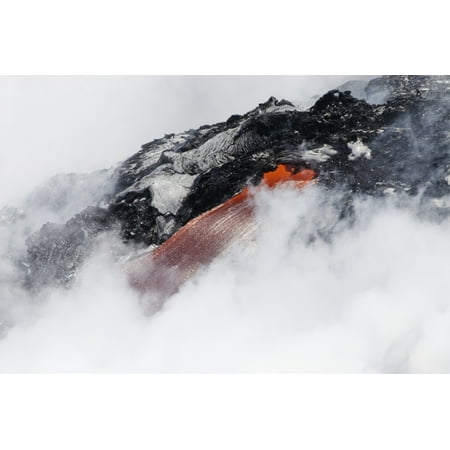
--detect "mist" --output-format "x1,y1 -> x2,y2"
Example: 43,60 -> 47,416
5,75 -> 449,373
2,183 -> 450,372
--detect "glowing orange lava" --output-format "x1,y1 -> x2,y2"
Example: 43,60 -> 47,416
263,164 -> 316,188
127,164 -> 317,300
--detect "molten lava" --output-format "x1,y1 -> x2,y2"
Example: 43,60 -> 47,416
263,164 -> 316,188
127,164 -> 317,302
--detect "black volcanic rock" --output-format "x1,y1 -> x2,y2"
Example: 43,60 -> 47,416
25,206 -> 114,288
21,75 -> 450,289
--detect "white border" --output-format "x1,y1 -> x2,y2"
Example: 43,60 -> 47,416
1,1 -> 449,448
1,375 -> 450,449
0,0 -> 448,74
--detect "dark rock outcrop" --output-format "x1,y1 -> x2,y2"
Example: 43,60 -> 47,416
20,75 -> 450,289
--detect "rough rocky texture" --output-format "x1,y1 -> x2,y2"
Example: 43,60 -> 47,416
19,75 -> 450,289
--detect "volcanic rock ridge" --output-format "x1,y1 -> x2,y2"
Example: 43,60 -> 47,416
14,75 -> 450,289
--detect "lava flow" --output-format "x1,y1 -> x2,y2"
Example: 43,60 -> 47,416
126,164 -> 317,302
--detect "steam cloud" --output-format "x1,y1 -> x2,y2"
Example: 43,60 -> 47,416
2,184 -> 450,372
3,75 -> 449,373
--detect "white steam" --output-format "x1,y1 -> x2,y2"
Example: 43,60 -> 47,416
1,185 -> 450,372
348,139 -> 372,160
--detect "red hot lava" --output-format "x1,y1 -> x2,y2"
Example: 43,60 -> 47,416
126,164 -> 317,301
